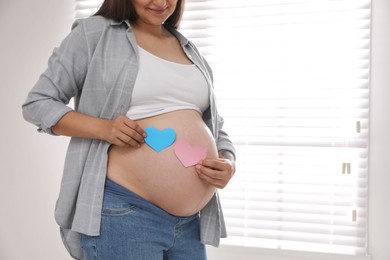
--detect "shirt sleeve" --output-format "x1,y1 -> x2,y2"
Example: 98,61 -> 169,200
22,20 -> 89,135
201,53 -> 236,160
216,115 -> 236,160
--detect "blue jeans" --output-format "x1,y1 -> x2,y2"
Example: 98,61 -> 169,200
80,179 -> 207,260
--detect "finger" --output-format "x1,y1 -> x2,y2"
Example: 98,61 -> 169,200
122,128 -> 145,145
108,134 -> 129,147
200,158 -> 229,172
196,164 -> 225,180
197,169 -> 226,189
109,138 -> 126,147
116,131 -> 142,147
118,121 -> 145,145
123,118 -> 146,137
203,158 -> 236,177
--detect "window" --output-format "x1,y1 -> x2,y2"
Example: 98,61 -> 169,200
75,0 -> 102,19
180,0 -> 370,256
75,0 -> 370,256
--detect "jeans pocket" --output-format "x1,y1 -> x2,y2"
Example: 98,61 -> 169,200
101,192 -> 137,216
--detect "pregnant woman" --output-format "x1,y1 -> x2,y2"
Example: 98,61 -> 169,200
22,0 -> 236,259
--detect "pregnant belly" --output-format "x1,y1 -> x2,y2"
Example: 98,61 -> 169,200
107,110 -> 218,216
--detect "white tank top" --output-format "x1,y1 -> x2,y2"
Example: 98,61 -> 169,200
126,46 -> 210,120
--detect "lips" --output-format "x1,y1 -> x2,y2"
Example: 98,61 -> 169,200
147,8 -> 168,15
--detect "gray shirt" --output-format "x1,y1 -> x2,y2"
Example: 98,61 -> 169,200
22,16 -> 235,259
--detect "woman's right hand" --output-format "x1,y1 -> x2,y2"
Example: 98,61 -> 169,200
51,112 -> 145,147
103,115 -> 146,147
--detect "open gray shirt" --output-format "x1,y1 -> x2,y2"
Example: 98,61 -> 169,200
22,16 -> 236,259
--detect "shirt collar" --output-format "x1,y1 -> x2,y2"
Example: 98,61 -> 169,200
108,19 -> 190,47
109,19 -> 131,27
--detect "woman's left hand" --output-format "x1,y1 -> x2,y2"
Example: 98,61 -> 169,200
195,152 -> 235,189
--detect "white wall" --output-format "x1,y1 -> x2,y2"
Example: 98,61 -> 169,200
1,0 -> 389,259
0,0 -> 73,259
366,0 -> 390,259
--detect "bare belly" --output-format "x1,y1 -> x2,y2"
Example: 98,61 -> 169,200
107,110 -> 218,216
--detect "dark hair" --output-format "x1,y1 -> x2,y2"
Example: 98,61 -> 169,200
93,0 -> 184,29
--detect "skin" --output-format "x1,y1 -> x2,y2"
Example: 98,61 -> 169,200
52,0 -> 235,189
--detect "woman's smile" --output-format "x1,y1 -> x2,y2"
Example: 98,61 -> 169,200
146,7 -> 168,15
132,0 -> 178,26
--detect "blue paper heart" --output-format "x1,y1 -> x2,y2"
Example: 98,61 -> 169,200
144,126 -> 176,152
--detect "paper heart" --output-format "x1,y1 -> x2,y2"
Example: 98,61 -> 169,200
144,126 -> 176,152
174,140 -> 207,168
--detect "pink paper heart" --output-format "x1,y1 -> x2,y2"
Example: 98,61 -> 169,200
174,140 -> 207,168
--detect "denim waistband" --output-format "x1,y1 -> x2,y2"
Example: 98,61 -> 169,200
104,178 -> 198,220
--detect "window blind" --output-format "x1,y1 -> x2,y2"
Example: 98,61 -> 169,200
74,0 -> 370,256
75,0 -> 101,19
180,0 -> 370,256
